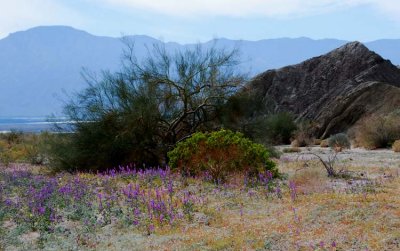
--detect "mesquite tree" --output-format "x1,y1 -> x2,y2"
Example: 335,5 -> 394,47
54,41 -> 246,171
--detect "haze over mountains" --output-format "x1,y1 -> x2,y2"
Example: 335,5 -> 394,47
1,26 -> 400,116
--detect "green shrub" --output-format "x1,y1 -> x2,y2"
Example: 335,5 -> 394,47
353,113 -> 400,149
168,129 -> 278,182
263,112 -> 297,145
328,133 -> 351,151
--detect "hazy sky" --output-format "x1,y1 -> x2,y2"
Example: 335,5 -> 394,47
1,0 -> 400,42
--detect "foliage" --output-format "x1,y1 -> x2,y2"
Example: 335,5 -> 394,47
218,92 -> 296,145
168,129 -> 278,182
291,120 -> 314,147
1,151 -> 399,250
352,112 -> 400,149
328,133 -> 351,152
261,112 -> 297,145
218,91 -> 274,136
0,130 -> 23,145
51,42 -> 245,171
320,139 -> 329,148
0,166 -> 202,247
392,140 -> 400,152
0,132 -> 50,166
282,147 -> 301,153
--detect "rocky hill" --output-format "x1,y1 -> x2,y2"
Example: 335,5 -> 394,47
246,42 -> 400,138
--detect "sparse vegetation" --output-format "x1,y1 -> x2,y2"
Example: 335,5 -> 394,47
282,147 -> 301,153
1,147 -> 399,250
392,140 -> 400,152
328,133 -> 351,151
0,132 -> 50,166
320,139 -> 329,148
352,112 -> 400,149
291,120 -> 314,147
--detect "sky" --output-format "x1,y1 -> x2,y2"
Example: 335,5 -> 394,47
1,0 -> 400,43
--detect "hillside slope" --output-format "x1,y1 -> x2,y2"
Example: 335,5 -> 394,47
247,42 -> 400,138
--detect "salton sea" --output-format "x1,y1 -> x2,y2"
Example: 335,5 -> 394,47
0,117 -> 70,133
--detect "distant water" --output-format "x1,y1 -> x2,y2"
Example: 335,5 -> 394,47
0,117 -> 70,133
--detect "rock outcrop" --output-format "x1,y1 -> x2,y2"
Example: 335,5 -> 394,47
246,42 -> 400,138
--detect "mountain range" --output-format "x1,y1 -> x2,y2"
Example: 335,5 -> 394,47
1,25 -> 400,116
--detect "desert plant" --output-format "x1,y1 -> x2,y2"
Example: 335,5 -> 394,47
168,129 -> 278,182
23,133 -> 50,165
292,120 -> 314,147
0,130 -> 23,145
313,139 -> 322,145
328,133 -> 351,152
302,150 -> 346,177
352,113 -> 400,149
282,147 -> 301,153
320,139 -> 329,148
51,41 -> 246,171
392,140 -> 400,152
262,112 -> 297,145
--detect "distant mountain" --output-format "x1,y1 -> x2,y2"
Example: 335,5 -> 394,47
246,42 -> 400,138
0,26 -> 400,116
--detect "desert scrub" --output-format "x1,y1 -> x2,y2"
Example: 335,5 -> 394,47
0,132 -> 50,166
263,112 -> 297,144
282,147 -> 301,153
168,129 -> 278,182
291,120 -> 315,147
392,140 -> 400,152
320,139 -> 329,148
328,133 -> 350,151
352,112 -> 400,149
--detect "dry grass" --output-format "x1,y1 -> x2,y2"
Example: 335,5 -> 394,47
392,140 -> 400,152
320,139 -> 329,148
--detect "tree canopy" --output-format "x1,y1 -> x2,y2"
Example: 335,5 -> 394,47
53,41 -> 246,171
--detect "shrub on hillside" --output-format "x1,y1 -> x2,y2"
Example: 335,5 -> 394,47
353,113 -> 400,149
392,140 -> 400,152
328,133 -> 351,152
263,112 -> 297,145
168,129 -> 278,182
291,120 -> 314,147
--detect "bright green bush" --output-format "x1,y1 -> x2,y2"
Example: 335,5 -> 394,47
168,129 -> 278,182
